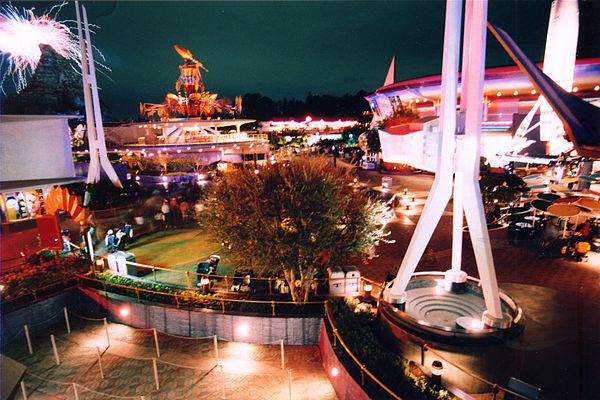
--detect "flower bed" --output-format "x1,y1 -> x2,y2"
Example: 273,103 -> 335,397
327,297 -> 453,400
82,272 -> 325,316
1,251 -> 88,307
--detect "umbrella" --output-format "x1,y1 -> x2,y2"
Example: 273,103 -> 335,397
537,193 -> 561,202
576,198 -> 600,211
547,204 -> 581,238
579,176 -> 598,183
548,183 -> 571,193
553,196 -> 582,204
560,177 -> 579,184
531,199 -> 551,212
523,174 -> 542,181
590,172 -> 600,179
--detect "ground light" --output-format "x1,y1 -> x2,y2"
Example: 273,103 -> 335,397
236,323 -> 249,338
431,360 -> 444,385
331,367 -> 339,377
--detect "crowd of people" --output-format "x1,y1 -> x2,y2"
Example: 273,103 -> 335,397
155,196 -> 191,229
104,221 -> 133,253
508,214 -> 598,261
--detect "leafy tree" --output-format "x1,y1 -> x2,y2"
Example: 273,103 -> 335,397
200,157 -> 392,302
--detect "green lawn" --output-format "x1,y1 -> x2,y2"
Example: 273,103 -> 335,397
127,228 -> 235,286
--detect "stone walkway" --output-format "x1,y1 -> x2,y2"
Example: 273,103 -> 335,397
6,316 -> 336,400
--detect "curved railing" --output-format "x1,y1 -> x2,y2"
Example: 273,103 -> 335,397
323,301 -> 402,400
76,274 -> 326,317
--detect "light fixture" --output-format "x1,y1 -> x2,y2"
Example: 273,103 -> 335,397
531,89 -> 537,95
119,307 -> 129,317
331,367 -> 339,377
236,323 -> 249,338
431,360 -> 443,385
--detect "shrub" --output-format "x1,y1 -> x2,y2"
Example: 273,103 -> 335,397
328,298 -> 453,400
1,252 -> 88,302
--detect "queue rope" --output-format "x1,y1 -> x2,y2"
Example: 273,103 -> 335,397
156,358 -> 208,371
75,383 -> 145,399
25,371 -> 71,386
27,309 -> 63,327
156,331 -> 215,340
68,310 -> 106,322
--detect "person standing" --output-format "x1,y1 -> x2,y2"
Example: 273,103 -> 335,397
161,199 -> 171,229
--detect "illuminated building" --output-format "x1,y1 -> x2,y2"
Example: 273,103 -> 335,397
366,58 -> 600,171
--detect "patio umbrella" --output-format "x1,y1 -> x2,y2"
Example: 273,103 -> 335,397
553,196 -> 582,204
579,176 -> 598,183
523,174 -> 542,181
537,193 -> 561,202
531,199 -> 551,212
548,183 -> 571,193
576,198 -> 600,211
547,204 -> 581,238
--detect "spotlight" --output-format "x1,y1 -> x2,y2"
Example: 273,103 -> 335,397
119,307 -> 129,317
331,367 -> 339,377
236,323 -> 249,338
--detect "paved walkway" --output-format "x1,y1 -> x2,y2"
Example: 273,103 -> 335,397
349,166 -> 600,303
6,315 -> 336,400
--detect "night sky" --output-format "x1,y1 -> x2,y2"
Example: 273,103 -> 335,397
7,1 -> 600,119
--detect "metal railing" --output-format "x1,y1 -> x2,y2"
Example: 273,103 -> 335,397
325,299 -> 531,400
323,301 -> 402,400
76,273 -> 326,317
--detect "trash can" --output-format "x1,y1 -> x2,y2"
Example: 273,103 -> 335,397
115,251 -> 137,276
327,266 -> 345,296
342,265 -> 360,295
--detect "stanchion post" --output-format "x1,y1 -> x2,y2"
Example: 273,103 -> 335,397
20,380 -> 28,400
280,339 -> 285,370
96,346 -> 105,379
103,318 -> 110,347
288,369 -> 293,400
63,307 -> 71,334
220,365 -> 226,400
72,383 -> 79,400
213,335 -> 220,366
152,267 -> 156,282
50,334 -> 60,365
153,328 -> 161,358
185,271 -> 192,288
152,358 -> 160,391
24,325 -> 33,354
421,344 -> 428,366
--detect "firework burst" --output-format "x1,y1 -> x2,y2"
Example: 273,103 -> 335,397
0,2 -> 108,94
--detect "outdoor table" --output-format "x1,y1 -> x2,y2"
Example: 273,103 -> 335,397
553,196 -> 582,204
547,204 -> 581,238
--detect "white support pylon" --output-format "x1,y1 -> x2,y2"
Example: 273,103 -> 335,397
75,1 -> 122,189
384,0 -> 508,327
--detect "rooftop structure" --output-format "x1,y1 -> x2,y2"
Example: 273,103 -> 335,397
366,59 -> 600,171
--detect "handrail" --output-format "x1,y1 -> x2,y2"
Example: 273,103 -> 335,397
323,301 -> 402,400
1,278 -> 78,309
76,274 -> 326,311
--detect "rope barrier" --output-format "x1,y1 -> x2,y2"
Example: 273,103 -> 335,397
27,309 -> 63,327
75,383 -> 145,399
25,371 -> 72,386
156,331 -> 215,340
155,358 -> 207,371
68,310 -> 106,322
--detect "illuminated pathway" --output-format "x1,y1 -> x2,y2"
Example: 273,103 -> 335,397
8,316 -> 336,399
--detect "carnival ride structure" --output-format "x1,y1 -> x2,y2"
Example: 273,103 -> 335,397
140,45 -> 242,121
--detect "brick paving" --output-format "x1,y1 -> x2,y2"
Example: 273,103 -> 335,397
6,316 -> 336,400
350,167 -> 600,303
